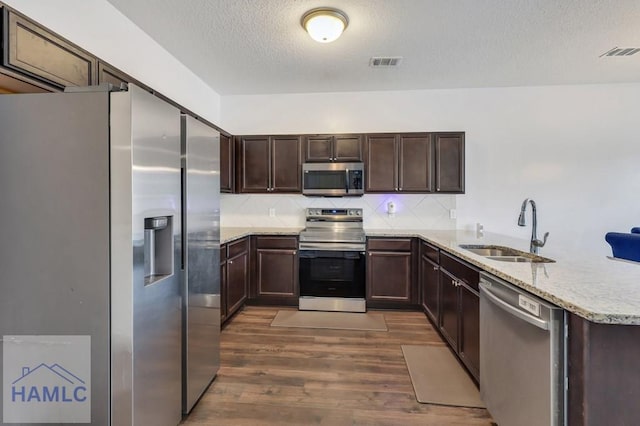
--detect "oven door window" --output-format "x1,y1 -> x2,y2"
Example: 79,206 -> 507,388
299,250 -> 365,298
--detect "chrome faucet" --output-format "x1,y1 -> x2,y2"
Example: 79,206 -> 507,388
517,198 -> 549,254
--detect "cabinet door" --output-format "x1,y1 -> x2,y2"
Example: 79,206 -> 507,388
439,269 -> 459,349
434,132 -> 465,193
459,284 -> 480,381
256,248 -> 298,297
365,135 -> 397,192
239,136 -> 270,192
226,252 -> 248,318
367,251 -> 412,302
399,133 -> 433,192
421,256 -> 440,325
220,244 -> 228,321
333,134 -> 363,162
220,134 -> 234,193
220,261 -> 228,322
97,61 -> 128,88
304,135 -> 333,162
3,9 -> 97,88
271,136 -> 301,192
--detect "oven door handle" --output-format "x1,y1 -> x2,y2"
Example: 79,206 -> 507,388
299,251 -> 319,259
299,250 -> 365,259
299,242 -> 366,251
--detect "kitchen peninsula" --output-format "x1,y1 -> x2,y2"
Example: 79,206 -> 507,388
221,226 -> 640,425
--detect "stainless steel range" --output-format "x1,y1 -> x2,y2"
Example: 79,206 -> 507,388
298,208 -> 367,312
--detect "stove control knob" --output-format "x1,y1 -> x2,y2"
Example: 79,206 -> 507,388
356,210 -> 361,216
348,210 -> 355,215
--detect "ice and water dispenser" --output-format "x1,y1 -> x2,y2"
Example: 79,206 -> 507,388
144,216 -> 173,285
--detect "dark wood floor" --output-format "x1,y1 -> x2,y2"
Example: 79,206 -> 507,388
181,306 -> 493,425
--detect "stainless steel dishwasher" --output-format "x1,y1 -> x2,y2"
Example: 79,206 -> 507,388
479,272 -> 566,426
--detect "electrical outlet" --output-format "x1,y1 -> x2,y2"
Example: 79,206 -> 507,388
449,209 -> 457,219
269,208 -> 276,217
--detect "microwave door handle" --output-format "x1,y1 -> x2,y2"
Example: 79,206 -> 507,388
345,169 -> 349,194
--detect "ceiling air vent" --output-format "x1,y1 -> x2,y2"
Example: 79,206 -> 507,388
369,56 -> 403,67
600,47 -> 640,57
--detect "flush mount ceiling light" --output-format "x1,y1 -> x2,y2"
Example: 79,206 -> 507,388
301,7 -> 349,43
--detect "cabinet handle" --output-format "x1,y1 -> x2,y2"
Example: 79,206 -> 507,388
433,266 -> 439,271
229,260 -> 233,264
293,250 -> 297,255
451,279 -> 456,286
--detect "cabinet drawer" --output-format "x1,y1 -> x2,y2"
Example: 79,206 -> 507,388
227,237 -> 249,259
220,244 -> 227,263
440,252 -> 479,292
3,9 -> 97,88
421,241 -> 439,263
368,238 -> 412,251
255,236 -> 298,249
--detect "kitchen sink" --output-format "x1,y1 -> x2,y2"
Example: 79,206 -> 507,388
459,244 -> 555,263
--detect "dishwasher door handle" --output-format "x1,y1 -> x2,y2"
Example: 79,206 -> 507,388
480,282 -> 549,330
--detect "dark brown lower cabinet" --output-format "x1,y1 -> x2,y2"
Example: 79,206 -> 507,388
420,242 -> 440,325
458,283 -> 480,380
438,252 -> 480,382
221,237 -> 249,323
366,238 -> 416,308
568,313 -> 640,425
439,268 -> 459,348
220,245 -> 228,323
252,236 -> 299,305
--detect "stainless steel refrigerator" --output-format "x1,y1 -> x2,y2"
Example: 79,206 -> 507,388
180,115 -> 220,414
0,84 -> 190,425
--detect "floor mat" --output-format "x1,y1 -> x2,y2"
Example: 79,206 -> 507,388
402,345 -> 485,408
270,310 -> 388,331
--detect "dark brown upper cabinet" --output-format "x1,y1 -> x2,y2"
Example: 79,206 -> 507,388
220,134 -> 234,193
2,8 -> 97,89
365,133 -> 433,193
303,134 -> 363,162
239,135 -> 301,193
434,132 -> 465,193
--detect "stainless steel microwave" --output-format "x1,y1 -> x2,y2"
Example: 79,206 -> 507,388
302,162 -> 364,196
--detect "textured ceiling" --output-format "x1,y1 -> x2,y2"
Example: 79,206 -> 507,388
105,0 -> 640,95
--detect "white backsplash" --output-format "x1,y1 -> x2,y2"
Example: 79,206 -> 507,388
221,193 -> 457,229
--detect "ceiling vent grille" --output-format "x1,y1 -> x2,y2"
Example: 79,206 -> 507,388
369,56 -> 403,67
600,47 -> 640,57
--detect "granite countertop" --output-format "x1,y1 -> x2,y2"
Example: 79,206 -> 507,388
221,227 -> 640,325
